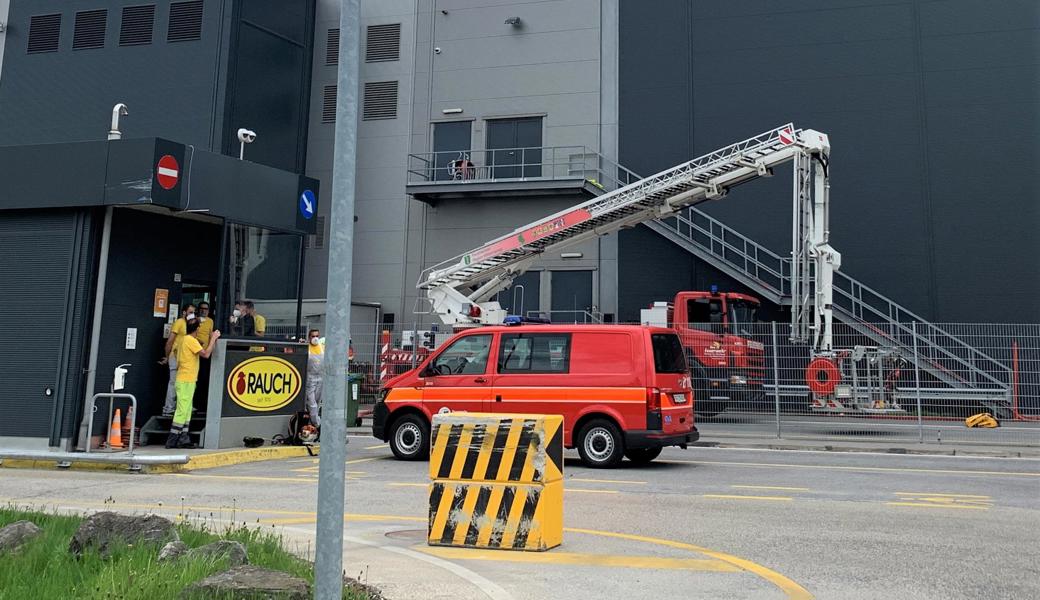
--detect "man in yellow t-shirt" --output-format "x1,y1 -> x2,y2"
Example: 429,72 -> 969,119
194,301 -> 214,346
160,304 -> 194,417
166,318 -> 220,449
244,300 -> 266,337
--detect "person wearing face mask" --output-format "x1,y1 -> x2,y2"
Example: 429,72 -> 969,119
228,300 -> 255,337
160,303 -> 195,417
305,328 -> 324,427
167,318 -> 220,449
194,301 -> 214,346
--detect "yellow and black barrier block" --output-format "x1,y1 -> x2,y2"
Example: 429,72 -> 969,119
428,413 -> 563,551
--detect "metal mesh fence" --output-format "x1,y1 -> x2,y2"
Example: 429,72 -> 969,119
270,321 -> 1040,446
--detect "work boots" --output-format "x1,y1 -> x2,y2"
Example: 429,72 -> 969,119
177,431 -> 197,449
164,431 -> 180,449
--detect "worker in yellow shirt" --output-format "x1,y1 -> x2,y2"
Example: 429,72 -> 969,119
167,319 -> 220,449
244,300 -> 266,337
160,304 -> 194,417
305,329 -> 324,427
194,301 -> 214,346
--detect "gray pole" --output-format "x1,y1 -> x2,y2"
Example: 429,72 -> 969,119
77,205 -> 113,450
771,321 -> 782,439
315,0 -> 360,597
911,321 -> 924,443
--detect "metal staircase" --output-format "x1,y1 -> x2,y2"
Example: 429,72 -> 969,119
635,176 -> 1013,407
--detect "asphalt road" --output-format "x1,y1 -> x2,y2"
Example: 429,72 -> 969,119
3,440 -> 1038,600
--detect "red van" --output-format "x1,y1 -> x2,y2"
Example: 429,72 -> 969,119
372,325 -> 697,468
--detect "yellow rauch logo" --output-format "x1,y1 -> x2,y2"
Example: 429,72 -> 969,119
226,356 -> 301,411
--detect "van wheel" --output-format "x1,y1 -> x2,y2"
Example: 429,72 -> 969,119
389,414 -> 429,461
576,420 -> 624,468
624,447 -> 662,465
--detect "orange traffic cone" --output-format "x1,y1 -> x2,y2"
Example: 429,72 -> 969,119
122,406 -> 134,443
108,409 -> 123,449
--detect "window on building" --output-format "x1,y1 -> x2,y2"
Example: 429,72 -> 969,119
499,333 -> 572,374
326,28 -> 340,65
73,10 -> 107,50
321,85 -> 337,123
167,0 -> 203,42
27,14 -> 62,54
119,5 -> 155,46
365,23 -> 400,62
362,81 -> 398,120
486,117 -> 543,178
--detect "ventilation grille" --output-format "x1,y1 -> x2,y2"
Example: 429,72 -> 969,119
365,23 -> 400,62
73,10 -> 107,50
363,81 -> 398,120
167,0 -> 203,42
326,28 -> 339,66
308,216 -> 327,250
321,85 -> 337,124
120,5 -> 155,46
27,14 -> 62,54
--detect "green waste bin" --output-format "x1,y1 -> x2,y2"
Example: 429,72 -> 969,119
347,374 -> 363,427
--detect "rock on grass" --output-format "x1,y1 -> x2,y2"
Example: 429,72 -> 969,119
181,565 -> 309,599
69,512 -> 178,557
0,520 -> 42,555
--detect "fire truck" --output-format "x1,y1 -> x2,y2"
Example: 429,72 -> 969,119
411,124 -> 842,411
641,290 -> 764,416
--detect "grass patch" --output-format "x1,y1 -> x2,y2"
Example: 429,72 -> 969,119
0,508 -> 377,600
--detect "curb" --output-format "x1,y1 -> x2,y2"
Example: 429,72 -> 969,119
0,445 -> 318,474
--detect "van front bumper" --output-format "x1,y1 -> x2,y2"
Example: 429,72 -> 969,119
372,401 -> 389,441
625,427 -> 699,450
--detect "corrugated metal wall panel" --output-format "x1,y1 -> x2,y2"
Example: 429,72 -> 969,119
0,210 -> 82,438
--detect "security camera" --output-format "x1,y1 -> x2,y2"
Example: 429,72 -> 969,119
237,128 -> 257,143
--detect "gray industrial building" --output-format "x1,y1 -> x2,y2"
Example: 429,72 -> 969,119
0,0 -> 1037,448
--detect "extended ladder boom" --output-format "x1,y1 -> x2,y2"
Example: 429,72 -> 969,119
419,124 -> 840,351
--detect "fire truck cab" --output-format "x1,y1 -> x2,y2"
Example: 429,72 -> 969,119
641,290 -> 765,416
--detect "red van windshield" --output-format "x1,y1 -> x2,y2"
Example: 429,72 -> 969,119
651,333 -> 687,373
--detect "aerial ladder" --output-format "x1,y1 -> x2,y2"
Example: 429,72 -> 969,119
417,124 -> 841,354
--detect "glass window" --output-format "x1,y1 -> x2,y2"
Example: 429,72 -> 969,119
651,333 -> 688,373
687,298 -> 724,334
431,334 -> 492,375
498,333 -> 571,374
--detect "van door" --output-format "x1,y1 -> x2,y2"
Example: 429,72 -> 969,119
492,332 -> 572,416
422,333 -> 495,414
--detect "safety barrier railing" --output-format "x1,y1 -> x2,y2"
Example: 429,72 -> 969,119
406,145 -> 640,192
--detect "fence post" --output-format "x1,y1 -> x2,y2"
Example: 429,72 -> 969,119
771,321 -> 782,439
912,321 -> 924,443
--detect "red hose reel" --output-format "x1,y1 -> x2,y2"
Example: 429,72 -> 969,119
806,357 -> 840,395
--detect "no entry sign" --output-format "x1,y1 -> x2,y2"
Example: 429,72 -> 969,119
156,155 -> 180,190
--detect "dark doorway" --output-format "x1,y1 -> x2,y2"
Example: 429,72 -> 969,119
487,117 -> 542,178
433,121 -> 472,181
550,270 -> 593,323
495,271 -> 540,316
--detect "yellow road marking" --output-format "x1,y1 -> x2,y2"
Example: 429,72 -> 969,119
732,485 -> 809,492
347,456 -> 386,465
387,482 -> 427,488
566,488 -> 620,494
893,492 -> 991,498
364,444 -> 387,450
570,478 -> 647,485
663,459 -> 1040,478
567,527 -> 813,600
420,546 -> 740,572
704,494 -> 793,502
174,473 -> 321,484
886,502 -> 989,511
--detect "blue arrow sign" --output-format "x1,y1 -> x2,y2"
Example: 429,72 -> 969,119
299,189 -> 315,220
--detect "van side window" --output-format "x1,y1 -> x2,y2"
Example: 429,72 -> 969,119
431,334 -> 492,375
498,333 -> 571,374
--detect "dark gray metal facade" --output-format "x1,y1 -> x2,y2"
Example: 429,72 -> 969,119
0,209 -> 97,440
0,0 -> 315,173
618,0 -> 1039,323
